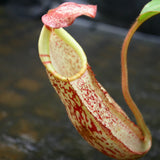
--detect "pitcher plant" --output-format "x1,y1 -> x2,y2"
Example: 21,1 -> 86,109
38,1 -> 160,159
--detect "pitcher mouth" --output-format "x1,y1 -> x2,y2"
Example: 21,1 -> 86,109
39,26 -> 87,81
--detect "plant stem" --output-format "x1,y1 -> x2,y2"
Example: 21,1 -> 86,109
121,20 -> 151,143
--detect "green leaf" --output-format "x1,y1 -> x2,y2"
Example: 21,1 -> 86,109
138,0 -> 160,22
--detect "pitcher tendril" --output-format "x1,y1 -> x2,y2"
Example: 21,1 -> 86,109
121,20 -> 152,158
38,1 -> 159,159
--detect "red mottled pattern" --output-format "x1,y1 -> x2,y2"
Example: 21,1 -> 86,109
49,31 -> 82,77
39,2 -> 150,159
46,66 -> 144,160
39,26 -> 145,159
42,2 -> 97,29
